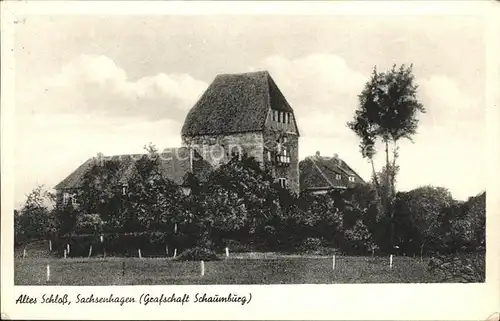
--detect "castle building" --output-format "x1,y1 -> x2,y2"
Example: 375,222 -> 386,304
181,71 -> 300,193
54,70 -> 365,205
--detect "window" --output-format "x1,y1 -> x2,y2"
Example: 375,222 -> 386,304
62,192 -> 70,205
267,151 -> 272,161
272,110 -> 276,121
276,147 -> 291,165
273,110 -> 279,122
349,176 -> 355,182
287,113 -> 291,124
122,184 -> 128,196
335,174 -> 341,180
231,149 -> 241,160
277,178 -> 287,189
71,195 -> 78,206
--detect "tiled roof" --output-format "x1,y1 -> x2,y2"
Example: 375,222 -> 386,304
181,71 -> 298,136
299,154 -> 364,192
54,148 -> 201,190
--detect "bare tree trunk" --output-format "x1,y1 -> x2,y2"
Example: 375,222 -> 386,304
370,158 -> 383,207
420,242 -> 425,262
384,140 -> 394,249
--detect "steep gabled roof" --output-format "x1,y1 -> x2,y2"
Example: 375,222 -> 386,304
54,148 -> 200,190
181,70 -> 295,137
299,154 -> 365,192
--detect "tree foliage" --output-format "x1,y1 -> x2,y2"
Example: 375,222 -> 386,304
15,185 -> 56,243
347,64 -> 426,250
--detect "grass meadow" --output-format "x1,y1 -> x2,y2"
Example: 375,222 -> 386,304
15,254 -> 443,285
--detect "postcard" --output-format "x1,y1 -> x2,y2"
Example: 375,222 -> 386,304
1,1 -> 499,320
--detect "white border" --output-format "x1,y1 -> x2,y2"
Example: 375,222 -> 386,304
1,1 -> 499,320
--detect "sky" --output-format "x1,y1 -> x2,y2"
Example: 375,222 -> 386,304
12,13 -> 487,208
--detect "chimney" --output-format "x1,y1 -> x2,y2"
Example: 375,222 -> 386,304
315,151 -> 320,157
333,153 -> 341,166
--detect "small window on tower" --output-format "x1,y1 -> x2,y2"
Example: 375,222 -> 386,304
278,178 -> 287,189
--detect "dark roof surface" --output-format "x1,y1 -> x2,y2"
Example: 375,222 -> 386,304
181,71 -> 295,137
299,154 -> 365,192
54,148 -> 197,190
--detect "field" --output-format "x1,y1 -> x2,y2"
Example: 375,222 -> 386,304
15,253 -> 444,285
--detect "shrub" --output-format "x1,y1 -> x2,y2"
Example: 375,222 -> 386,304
298,237 -> 323,252
75,213 -> 104,234
174,247 -> 220,261
221,238 -> 255,253
428,251 -> 485,282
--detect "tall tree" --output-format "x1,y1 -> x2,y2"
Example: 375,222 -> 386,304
15,185 -> 57,242
347,64 -> 425,250
124,145 -> 187,233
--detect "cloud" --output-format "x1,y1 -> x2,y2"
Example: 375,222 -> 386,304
23,54 -> 208,121
253,53 -> 367,139
418,74 -> 483,133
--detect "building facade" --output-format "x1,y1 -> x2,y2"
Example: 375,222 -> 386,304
181,70 -> 300,194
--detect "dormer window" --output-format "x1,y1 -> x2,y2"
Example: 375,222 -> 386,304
62,192 -> 70,205
335,174 -> 341,180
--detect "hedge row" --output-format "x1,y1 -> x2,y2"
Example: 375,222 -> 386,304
51,232 -> 198,257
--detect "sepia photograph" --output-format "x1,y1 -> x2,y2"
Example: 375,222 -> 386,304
10,8 -> 490,287
2,1 -> 499,320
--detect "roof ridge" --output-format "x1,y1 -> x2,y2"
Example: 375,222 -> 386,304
310,156 -> 336,189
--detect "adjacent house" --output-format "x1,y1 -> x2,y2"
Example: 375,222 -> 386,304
53,148 -> 213,206
299,151 -> 365,195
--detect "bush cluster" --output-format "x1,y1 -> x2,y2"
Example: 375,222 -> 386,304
15,156 -> 485,260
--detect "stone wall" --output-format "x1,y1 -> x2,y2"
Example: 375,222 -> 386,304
182,132 -> 265,169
